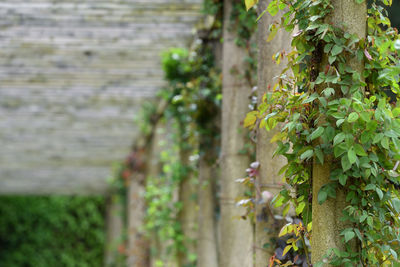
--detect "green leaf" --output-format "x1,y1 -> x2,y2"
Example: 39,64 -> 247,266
354,228 -> 363,241
354,144 -> 367,156
336,119 -> 345,127
331,45 -> 343,56
372,133 -> 384,144
295,202 -> 306,215
300,149 -> 314,160
355,0 -> 365,3
393,107 -> 400,117
365,184 -> 375,191
302,93 -> 318,104
390,249 -> 398,261
245,0 -> 258,11
334,143 -> 347,157
324,43 -> 333,53
360,111 -> 371,122
344,231 -> 355,242
282,245 -> 292,256
381,137 -> 389,149
315,148 -> 324,164
333,133 -> 345,146
341,155 -> 352,171
348,147 -> 357,164
267,24 -> 278,42
324,126 -> 335,141
339,175 -> 347,186
323,87 -> 335,97
318,190 -> 328,204
310,127 -> 324,141
360,213 -> 368,222
347,112 -> 359,123
392,198 -> 400,213
367,216 -> 373,227
267,0 -> 279,16
375,188 -> 383,200
328,56 -> 336,65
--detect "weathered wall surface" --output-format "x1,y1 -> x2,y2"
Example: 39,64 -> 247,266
0,0 -> 202,194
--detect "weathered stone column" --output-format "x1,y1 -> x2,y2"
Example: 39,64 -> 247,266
105,195 -> 124,266
254,1 -> 291,265
127,170 -> 150,267
219,0 -> 254,266
311,0 -> 366,264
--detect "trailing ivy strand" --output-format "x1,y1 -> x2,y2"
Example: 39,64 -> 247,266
245,0 -> 400,266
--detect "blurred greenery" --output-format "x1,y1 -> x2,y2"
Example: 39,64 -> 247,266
0,196 -> 105,267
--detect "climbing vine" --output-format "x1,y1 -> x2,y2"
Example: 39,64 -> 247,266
142,15 -> 223,266
245,0 -> 400,265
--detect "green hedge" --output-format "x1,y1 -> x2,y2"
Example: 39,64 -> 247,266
0,196 -> 105,267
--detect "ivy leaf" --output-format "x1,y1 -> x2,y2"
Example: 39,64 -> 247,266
348,147 -> 357,164
375,188 -> 383,200
347,112 -> 359,123
392,107 -> 400,117
318,190 -> 328,204
354,228 -> 363,241
310,126 -> 324,141
373,133 -> 384,144
364,184 -> 375,191
282,245 -> 292,257
354,144 -> 367,156
300,149 -> 314,160
344,231 -> 355,242
331,45 -> 343,56
324,43 -> 333,53
267,24 -> 278,42
381,137 -> 389,149
267,0 -> 279,16
356,0 -> 365,3
341,155 -> 352,171
315,147 -> 324,164
392,198 -> 400,213
360,212 -> 368,222
367,216 -> 373,227
336,119 -> 345,127
244,111 -> 257,128
360,111 -> 371,122
339,175 -> 347,186
295,202 -> 306,215
324,126 -> 335,142
334,143 -> 347,157
333,133 -> 345,146
323,87 -> 335,97
328,56 -> 336,65
245,0 -> 258,11
390,249 -> 398,261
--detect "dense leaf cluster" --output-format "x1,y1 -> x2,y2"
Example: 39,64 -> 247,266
0,196 -> 105,267
245,0 -> 400,265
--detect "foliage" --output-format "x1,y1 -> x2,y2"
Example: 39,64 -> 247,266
144,143 -> 190,264
144,29 -> 222,266
0,196 -> 105,267
245,0 -> 400,265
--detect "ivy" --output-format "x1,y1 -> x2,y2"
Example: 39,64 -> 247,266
245,0 -> 400,265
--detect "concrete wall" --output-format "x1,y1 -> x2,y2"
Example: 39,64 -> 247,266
0,0 -> 203,194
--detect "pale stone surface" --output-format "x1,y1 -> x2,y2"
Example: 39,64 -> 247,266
0,0 -> 202,195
